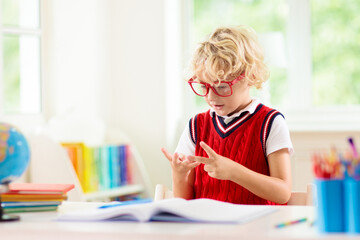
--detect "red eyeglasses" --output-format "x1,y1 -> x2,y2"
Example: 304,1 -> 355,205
188,74 -> 245,97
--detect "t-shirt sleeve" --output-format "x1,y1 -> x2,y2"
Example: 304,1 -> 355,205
266,115 -> 294,156
174,121 -> 196,156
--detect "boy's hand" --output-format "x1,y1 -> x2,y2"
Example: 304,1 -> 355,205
187,141 -> 236,180
161,148 -> 200,176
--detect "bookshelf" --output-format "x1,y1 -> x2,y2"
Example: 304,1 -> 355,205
27,134 -> 151,201
82,184 -> 144,201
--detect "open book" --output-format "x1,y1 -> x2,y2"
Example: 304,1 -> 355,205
57,198 -> 277,223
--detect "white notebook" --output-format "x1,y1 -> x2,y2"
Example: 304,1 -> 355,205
57,198 -> 278,223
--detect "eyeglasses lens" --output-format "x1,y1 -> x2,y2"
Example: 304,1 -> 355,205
214,84 -> 231,96
191,82 -> 208,96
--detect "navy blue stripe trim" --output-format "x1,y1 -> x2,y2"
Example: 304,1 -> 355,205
189,115 -> 198,144
213,104 -> 264,139
260,110 -> 284,158
216,115 -> 227,129
265,112 -> 284,141
260,110 -> 276,157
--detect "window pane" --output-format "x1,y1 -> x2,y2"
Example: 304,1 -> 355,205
192,0 -> 288,107
2,0 -> 40,28
2,34 -> 41,114
312,0 -> 360,106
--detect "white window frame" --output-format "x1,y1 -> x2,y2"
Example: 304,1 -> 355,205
0,0 -> 46,133
285,0 -> 360,132
179,0 -> 360,132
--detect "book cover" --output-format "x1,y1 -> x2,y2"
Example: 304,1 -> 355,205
8,183 -> 75,194
100,146 -> 110,189
109,145 -> 120,188
83,145 -> 97,193
61,143 -> 86,191
89,146 -> 99,192
118,145 -> 126,185
125,145 -> 132,184
57,198 -> 277,223
2,201 -> 62,207
62,145 -> 77,173
1,193 -> 68,201
4,206 -> 58,213
93,147 -> 104,191
2,201 -> 60,213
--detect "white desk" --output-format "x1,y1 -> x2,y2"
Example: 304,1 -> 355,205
0,202 -> 354,240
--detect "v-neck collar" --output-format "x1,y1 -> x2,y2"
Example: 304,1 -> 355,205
211,103 -> 263,138
209,98 -> 261,124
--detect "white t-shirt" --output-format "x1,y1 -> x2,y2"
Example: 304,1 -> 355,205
175,98 -> 294,157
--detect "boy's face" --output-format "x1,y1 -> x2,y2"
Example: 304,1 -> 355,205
204,79 -> 252,117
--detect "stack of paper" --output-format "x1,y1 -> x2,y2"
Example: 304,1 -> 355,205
0,183 -> 74,213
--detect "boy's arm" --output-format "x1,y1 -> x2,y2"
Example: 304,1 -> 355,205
161,148 -> 199,200
230,148 -> 292,204
188,142 -> 292,204
172,168 -> 196,199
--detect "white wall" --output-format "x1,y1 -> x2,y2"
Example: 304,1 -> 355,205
45,0 -> 172,194
46,0 -> 104,117
103,0 -> 172,191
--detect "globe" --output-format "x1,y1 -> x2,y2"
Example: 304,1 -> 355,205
0,122 -> 30,185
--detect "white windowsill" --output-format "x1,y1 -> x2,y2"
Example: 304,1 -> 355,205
284,107 -> 360,132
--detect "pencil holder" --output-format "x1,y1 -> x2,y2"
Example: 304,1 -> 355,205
344,179 -> 360,233
314,179 -> 345,233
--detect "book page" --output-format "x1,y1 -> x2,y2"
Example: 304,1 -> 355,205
57,198 -> 186,221
57,198 -> 277,223
153,198 -> 277,223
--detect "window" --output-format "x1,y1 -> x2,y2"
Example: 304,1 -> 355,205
187,0 -> 360,131
311,0 -> 360,106
0,0 -> 41,115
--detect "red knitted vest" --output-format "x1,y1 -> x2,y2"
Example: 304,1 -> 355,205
190,104 -> 283,205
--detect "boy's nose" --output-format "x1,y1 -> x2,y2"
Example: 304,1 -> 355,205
207,88 -> 219,100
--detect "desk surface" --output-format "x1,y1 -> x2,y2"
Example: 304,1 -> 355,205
0,202 -> 354,240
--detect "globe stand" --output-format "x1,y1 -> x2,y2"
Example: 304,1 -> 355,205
0,184 -> 20,222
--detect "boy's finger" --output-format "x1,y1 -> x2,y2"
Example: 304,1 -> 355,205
183,158 -> 201,166
173,152 -> 181,162
189,161 -> 201,168
160,148 -> 172,162
178,154 -> 185,161
200,141 -> 218,158
188,155 -> 209,164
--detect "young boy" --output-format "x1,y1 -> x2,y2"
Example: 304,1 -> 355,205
161,26 -> 293,205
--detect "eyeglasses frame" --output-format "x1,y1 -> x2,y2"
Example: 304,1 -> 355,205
188,74 -> 245,97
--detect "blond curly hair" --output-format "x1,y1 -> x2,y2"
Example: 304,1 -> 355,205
190,25 -> 269,89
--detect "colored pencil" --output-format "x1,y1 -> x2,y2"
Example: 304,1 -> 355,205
275,217 -> 307,228
348,137 -> 359,158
